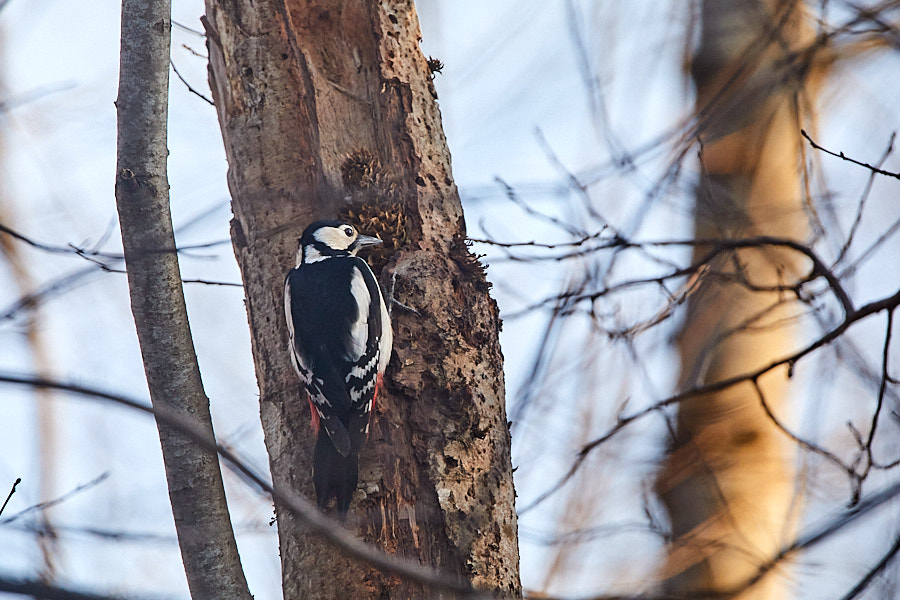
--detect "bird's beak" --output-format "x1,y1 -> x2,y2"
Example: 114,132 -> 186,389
354,234 -> 384,249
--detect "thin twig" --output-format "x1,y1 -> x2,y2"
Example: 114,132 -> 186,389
833,133 -> 896,267
0,474 -> 109,525
172,19 -> 205,37
0,478 -> 20,517
864,309 -> 895,471
802,129 -> 900,180
170,59 -> 214,106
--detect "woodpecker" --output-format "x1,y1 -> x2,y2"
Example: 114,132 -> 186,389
284,220 -> 392,514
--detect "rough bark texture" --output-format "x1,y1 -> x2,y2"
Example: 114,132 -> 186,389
115,3 -> 251,599
655,1 -> 821,598
203,1 -> 520,598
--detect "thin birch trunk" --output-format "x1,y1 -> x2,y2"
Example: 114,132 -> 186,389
115,2 -> 251,598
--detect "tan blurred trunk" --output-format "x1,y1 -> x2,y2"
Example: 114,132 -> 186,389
656,1 -> 825,597
0,238 -> 58,582
203,1 -> 520,598
0,32 -> 58,584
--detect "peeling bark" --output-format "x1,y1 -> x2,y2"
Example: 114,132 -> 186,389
204,1 -> 520,598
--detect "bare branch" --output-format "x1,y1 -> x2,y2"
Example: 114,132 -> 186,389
521,285 -> 900,513
172,20 -> 205,37
170,59 -> 214,106
802,129 -> 900,180
0,576 -> 150,600
0,373 -> 503,599
750,379 -> 857,490
0,474 -> 109,525
833,132 -> 896,266
498,234 -> 855,321
0,477 -> 20,517
862,309 -> 896,472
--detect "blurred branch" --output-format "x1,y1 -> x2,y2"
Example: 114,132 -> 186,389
0,575 -> 149,600
833,132 -> 896,266
839,533 -> 900,600
0,474 -> 109,525
0,373 -> 503,599
0,221 -> 241,321
523,479 -> 900,599
486,233 -> 854,320
0,219 -> 232,260
9,520 -> 271,545
172,20 -> 205,37
521,284 -> 900,513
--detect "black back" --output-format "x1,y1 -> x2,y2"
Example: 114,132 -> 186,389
287,255 -> 383,442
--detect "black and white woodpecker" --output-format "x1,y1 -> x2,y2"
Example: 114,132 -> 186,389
284,220 -> 393,514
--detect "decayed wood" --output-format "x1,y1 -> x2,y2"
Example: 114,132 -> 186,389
115,2 -> 251,599
204,1 -> 520,597
656,1 -> 824,597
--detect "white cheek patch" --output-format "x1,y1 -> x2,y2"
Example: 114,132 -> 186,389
346,268 -> 371,360
314,227 -> 354,250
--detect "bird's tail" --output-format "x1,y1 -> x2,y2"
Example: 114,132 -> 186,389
313,430 -> 359,515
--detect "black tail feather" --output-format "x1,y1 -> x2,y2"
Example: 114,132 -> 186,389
313,431 -> 359,515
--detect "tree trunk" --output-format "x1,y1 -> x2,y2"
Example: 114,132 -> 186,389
203,1 -> 521,598
115,2 -> 251,599
656,1 -> 823,597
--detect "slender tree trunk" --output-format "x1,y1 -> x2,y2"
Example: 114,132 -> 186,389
204,1 -> 521,598
115,2 -> 251,599
656,1 -> 823,597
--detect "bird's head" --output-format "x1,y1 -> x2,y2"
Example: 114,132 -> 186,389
296,220 -> 383,265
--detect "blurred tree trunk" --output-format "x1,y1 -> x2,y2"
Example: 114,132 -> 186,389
656,1 -> 825,597
115,2 -> 251,599
0,31 -> 59,583
204,1 -> 520,598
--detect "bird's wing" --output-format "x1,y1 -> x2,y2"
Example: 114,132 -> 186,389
345,259 -> 392,450
285,269 -> 353,456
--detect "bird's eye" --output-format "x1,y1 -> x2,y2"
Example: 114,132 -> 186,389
344,227 -> 354,237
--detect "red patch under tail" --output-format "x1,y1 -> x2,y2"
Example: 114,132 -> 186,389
307,394 -> 320,433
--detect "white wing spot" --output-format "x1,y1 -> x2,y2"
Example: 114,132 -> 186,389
346,268 -> 371,360
347,355 -> 378,382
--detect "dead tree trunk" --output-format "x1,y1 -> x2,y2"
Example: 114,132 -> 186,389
656,1 -> 824,597
115,2 -> 251,598
203,1 -> 520,598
